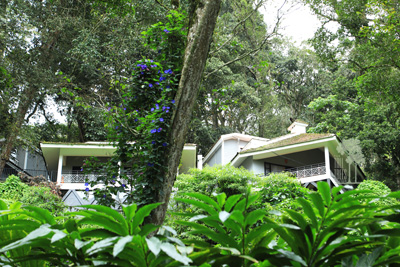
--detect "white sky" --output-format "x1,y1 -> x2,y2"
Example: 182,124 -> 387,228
261,0 -> 321,44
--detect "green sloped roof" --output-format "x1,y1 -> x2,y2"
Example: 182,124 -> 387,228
240,133 -> 334,154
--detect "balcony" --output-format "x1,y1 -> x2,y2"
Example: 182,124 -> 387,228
60,171 -> 131,184
61,171 -> 102,183
285,163 -> 326,179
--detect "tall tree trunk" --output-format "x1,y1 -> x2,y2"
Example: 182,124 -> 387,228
0,88 -> 37,175
150,0 -> 222,225
0,1 -> 6,61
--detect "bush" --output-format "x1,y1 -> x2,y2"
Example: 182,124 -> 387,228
0,175 -> 65,215
19,172 -> 62,197
174,164 -> 257,197
256,172 -> 311,210
0,175 -> 28,201
20,186 -> 65,216
355,179 -> 398,206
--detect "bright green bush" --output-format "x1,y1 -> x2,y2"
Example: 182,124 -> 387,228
0,175 -> 28,201
0,175 -> 65,215
170,165 -> 258,236
20,186 -> 65,216
174,164 -> 257,197
355,179 -> 398,206
256,172 -> 311,210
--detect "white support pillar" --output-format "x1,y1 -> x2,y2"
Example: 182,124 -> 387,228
197,155 -> 203,170
355,163 -> 357,183
57,154 -> 63,184
24,148 -> 29,170
348,162 -> 351,182
324,146 -> 331,178
221,140 -> 225,165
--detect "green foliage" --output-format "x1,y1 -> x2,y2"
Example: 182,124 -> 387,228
305,0 -> 400,189
84,10 -> 187,207
174,189 -> 275,266
0,175 -> 65,215
0,200 -> 193,266
174,165 -> 257,197
256,172 -> 311,210
0,175 -> 28,201
20,186 -> 65,216
2,182 -> 400,266
0,200 -> 46,267
355,179 -> 398,206
262,182 -> 400,266
172,182 -> 400,266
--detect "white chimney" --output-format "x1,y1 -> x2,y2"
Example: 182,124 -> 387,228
288,120 -> 308,134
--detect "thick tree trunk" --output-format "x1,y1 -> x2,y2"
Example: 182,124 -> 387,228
0,88 -> 37,175
150,0 -> 222,225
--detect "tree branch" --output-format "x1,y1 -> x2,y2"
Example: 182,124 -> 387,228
209,0 -> 265,56
25,101 -> 41,122
154,0 -> 170,11
204,34 -> 274,80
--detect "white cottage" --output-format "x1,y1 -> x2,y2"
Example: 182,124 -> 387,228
203,120 -> 365,189
40,142 -> 198,192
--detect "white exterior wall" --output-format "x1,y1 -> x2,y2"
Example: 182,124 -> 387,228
252,160 -> 265,175
240,157 -> 254,171
239,157 -> 264,176
207,146 -> 222,167
222,140 -> 247,165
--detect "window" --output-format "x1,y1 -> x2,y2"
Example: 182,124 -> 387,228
264,162 -> 288,176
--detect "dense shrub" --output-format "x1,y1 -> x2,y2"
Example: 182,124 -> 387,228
0,175 -> 28,200
256,172 -> 311,210
20,186 -> 65,215
174,164 -> 257,197
19,172 -> 62,197
0,175 -> 65,215
355,179 -> 398,206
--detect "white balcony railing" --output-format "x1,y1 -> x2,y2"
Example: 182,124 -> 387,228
286,163 -> 326,179
61,172 -> 102,183
61,171 -> 132,184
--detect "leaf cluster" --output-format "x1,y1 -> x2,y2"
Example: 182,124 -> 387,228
0,201 -> 193,266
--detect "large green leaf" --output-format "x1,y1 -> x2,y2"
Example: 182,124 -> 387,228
184,192 -> 221,211
244,209 -> 266,228
0,224 -> 52,252
160,242 -> 192,265
23,206 -> 56,225
317,182 -> 331,207
308,193 -> 325,217
224,194 -> 242,212
297,198 -> 318,228
113,235 -> 133,257
173,197 -> 217,216
130,202 -> 162,235
122,203 -> 137,223
77,217 -> 126,236
80,205 -> 128,230
146,236 -> 162,256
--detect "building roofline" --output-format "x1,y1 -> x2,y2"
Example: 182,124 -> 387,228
203,133 -> 269,163
231,134 -> 337,167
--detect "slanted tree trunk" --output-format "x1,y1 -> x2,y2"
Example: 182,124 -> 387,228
150,0 -> 222,225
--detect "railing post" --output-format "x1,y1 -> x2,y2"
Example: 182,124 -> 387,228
324,146 -> 331,178
57,154 -> 63,184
